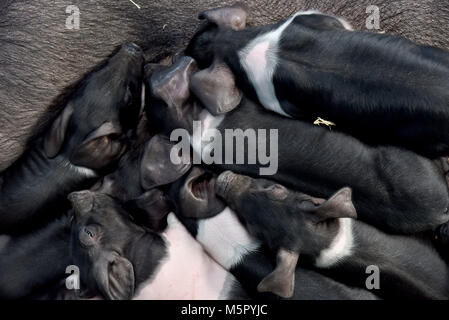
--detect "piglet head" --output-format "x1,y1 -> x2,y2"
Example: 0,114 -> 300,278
215,171 -> 357,256
68,190 -> 144,300
44,43 -> 144,171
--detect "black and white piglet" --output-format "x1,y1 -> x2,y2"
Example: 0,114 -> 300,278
186,5 -> 449,158
169,167 -> 378,300
214,171 -> 449,300
0,43 -> 144,234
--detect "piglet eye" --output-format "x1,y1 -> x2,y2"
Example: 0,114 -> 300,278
84,228 -> 94,238
79,225 -> 101,247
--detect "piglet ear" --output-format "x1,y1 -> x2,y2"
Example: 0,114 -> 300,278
316,187 -> 357,220
199,4 -> 248,30
257,249 -> 299,299
95,252 -> 135,300
190,59 -> 242,115
150,56 -> 198,110
70,122 -> 124,170
124,189 -> 171,232
43,103 -> 74,158
140,134 -> 191,190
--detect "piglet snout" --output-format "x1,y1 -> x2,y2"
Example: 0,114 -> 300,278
215,171 -> 237,198
68,190 -> 94,215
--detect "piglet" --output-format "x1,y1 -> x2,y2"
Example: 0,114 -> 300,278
0,214 -> 72,299
170,167 -> 378,300
215,171 -> 356,298
0,43 -> 144,234
215,171 -> 449,300
186,5 -> 449,158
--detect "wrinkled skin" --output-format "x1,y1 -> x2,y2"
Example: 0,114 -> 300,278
1,0 -> 449,170
0,43 -> 143,234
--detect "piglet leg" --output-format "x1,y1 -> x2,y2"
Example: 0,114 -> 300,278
257,248 -> 299,299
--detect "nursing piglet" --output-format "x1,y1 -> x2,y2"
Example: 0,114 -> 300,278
215,171 -> 449,300
67,190 -> 246,300
169,167 -> 378,300
0,43 -> 144,234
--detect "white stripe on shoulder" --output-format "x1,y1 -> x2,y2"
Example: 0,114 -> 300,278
238,12 -> 302,118
315,218 -> 354,268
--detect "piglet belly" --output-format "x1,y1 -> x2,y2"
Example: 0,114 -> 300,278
133,214 -> 230,300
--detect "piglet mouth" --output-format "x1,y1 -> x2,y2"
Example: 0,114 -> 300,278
190,172 -> 216,201
215,171 -> 237,198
